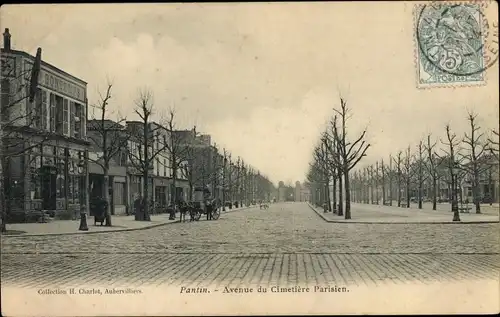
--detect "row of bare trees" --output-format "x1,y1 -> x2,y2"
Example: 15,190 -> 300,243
307,97 -> 370,220
183,139 -> 274,211
89,84 -> 274,223
349,111 -> 499,215
1,70 -> 274,231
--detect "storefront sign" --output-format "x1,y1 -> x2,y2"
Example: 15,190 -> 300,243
24,60 -> 86,103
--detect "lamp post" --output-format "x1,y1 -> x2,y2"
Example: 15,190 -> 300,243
452,162 -> 460,222
77,157 -> 89,231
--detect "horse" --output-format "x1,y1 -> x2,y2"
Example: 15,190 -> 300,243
179,201 -> 196,222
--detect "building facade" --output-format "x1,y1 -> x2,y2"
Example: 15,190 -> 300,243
1,28 -> 90,220
87,120 -> 128,215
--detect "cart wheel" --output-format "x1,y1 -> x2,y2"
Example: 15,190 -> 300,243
194,209 -> 202,221
212,208 -> 220,220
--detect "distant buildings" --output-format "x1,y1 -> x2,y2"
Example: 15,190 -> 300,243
294,181 -> 311,202
277,181 -> 295,202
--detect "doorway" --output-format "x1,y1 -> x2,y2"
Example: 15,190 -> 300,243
41,166 -> 57,210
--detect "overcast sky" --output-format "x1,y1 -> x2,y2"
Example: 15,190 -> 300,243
1,3 -> 498,185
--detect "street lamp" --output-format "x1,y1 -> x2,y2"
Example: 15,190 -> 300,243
77,160 -> 89,231
452,161 -> 460,222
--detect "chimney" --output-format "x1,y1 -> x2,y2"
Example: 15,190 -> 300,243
3,28 -> 11,50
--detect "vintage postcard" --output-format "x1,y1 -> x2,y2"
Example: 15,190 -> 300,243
0,2 -> 499,316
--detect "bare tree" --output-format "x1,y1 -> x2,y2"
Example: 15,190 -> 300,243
326,119 -> 344,215
402,146 -> 415,208
363,167 -> 369,204
87,83 -> 129,226
393,151 -> 403,207
181,133 -> 214,202
461,111 -> 489,213
322,134 -> 333,211
222,148 -> 228,210
415,140 -> 427,209
369,165 -> 375,204
425,134 -> 440,210
388,155 -> 393,206
127,89 -> 169,221
313,137 -> 331,211
438,124 -> 462,221
331,98 -> 370,219
487,129 -> 499,162
381,159 -> 386,205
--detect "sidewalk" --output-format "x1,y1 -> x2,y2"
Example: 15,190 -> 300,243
2,205 -> 255,237
309,202 -> 499,224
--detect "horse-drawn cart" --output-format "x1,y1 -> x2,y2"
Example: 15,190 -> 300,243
183,187 -> 220,221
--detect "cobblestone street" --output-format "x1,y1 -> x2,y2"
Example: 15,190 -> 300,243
2,202 -> 499,287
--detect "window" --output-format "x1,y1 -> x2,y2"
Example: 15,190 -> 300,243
70,101 -> 75,137
155,186 -> 167,207
41,90 -> 48,130
163,158 -> 167,177
74,103 -> 81,138
55,95 -> 63,134
50,93 -> 56,132
63,99 -> 69,135
30,155 -> 42,199
1,79 -> 10,119
56,174 -> 65,199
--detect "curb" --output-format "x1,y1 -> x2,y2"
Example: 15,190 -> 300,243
1,206 -> 258,238
1,219 -> 182,238
307,203 -> 500,225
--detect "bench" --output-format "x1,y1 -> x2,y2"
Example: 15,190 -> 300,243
400,203 -> 408,208
383,202 -> 391,206
458,206 -> 471,213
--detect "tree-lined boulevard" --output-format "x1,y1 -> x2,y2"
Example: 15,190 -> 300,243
1,202 -> 498,288
308,96 -> 499,222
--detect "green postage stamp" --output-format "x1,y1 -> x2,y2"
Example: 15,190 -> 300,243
414,1 -> 498,88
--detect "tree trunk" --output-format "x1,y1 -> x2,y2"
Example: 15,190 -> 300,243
473,171 -> 481,214
332,173 -> 337,213
370,180 -> 374,204
382,177 -> 386,205
326,177 -> 332,211
397,175 -> 401,207
337,170 -> 343,216
418,176 -> 423,210
388,176 -> 393,206
406,179 -> 410,208
432,175 -> 437,210
344,168 -> 351,219
103,167 -> 112,226
188,183 -> 193,202
222,173 -> 226,211
142,171 -> 151,221
172,163 -> 177,205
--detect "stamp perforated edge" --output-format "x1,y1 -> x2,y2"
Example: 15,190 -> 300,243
412,2 -> 490,90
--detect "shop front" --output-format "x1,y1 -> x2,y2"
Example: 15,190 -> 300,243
2,136 -> 89,222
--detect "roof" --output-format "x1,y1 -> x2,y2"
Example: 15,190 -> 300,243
1,48 -> 87,85
87,119 -> 125,131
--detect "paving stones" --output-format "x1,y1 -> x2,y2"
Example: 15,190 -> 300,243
1,202 -> 498,287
